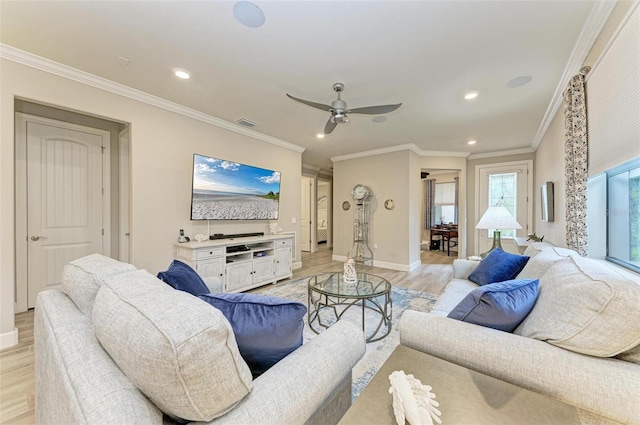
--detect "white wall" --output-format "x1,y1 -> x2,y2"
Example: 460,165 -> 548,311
333,150 -> 413,269
533,111 -> 566,246
333,151 -> 467,269
0,59 -> 303,344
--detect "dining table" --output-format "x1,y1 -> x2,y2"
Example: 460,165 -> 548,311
430,226 -> 458,256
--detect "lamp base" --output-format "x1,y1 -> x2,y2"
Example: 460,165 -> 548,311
480,230 -> 502,258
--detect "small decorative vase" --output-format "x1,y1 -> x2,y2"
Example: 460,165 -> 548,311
343,258 -> 357,284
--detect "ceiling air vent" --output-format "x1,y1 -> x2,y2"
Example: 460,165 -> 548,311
235,117 -> 258,128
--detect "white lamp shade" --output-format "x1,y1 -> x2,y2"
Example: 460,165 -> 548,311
475,206 -> 522,230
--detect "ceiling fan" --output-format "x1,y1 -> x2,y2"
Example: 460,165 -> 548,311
286,82 -> 402,135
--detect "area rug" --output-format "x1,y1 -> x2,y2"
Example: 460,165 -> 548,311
257,277 -> 439,400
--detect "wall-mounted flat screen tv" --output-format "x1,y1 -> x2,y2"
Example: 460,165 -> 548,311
190,154 -> 281,220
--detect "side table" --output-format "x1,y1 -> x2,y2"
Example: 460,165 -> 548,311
338,345 -> 580,425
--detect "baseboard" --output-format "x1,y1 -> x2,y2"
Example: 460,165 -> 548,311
0,327 -> 19,350
292,261 -> 303,270
332,255 -> 413,272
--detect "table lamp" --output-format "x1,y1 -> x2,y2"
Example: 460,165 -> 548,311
475,206 -> 522,258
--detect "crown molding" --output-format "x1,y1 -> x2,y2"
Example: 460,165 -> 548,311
331,143 -> 469,162
301,163 -> 321,177
531,1 -> 617,151
467,147 -> 535,160
331,143 -> 418,162
318,168 -> 334,179
418,150 -> 470,158
0,44 -> 305,153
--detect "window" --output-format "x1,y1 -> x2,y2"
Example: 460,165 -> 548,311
434,182 -> 456,224
488,173 -> 518,238
607,158 -> 640,273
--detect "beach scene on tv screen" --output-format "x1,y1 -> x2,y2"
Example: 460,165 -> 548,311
191,155 -> 280,220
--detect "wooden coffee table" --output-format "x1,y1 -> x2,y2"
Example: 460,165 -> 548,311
338,345 -> 580,425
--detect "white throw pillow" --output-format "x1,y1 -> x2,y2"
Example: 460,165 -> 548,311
522,241 -> 555,258
515,257 -> 640,357
516,247 -> 577,280
62,253 -> 137,316
93,269 -> 252,422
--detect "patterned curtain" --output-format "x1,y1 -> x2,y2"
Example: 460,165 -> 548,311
564,68 -> 590,256
454,176 -> 459,224
424,179 -> 436,229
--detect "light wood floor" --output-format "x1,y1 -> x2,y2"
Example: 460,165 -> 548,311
0,246 -> 453,424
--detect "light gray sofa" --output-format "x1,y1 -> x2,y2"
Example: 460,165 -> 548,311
399,243 -> 640,425
35,254 -> 366,425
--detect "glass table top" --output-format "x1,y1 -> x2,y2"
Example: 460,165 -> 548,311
308,272 -> 391,298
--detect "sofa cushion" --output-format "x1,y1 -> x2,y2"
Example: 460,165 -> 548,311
522,241 -> 555,258
447,279 -> 540,332
515,257 -> 640,357
516,246 -> 578,280
92,269 -> 252,422
430,279 -> 479,316
616,344 -> 640,365
199,293 -> 306,376
452,259 -> 481,279
468,248 -> 529,286
62,254 -> 137,316
157,259 -> 210,296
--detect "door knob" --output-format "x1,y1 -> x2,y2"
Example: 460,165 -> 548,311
30,235 -> 45,241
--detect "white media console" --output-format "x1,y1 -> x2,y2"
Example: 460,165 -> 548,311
175,234 -> 294,293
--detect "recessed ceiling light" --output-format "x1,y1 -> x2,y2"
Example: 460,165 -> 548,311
233,1 -> 265,28
372,116 -> 387,123
316,133 -> 325,139
174,69 -> 190,79
468,140 -> 477,145
506,76 -> 533,88
464,92 -> 478,100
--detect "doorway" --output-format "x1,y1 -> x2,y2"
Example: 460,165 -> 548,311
421,169 -> 461,259
300,176 -> 313,252
316,180 -> 331,247
14,103 -> 129,312
475,160 -> 533,255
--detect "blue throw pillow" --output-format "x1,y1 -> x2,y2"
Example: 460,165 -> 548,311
157,260 -> 210,296
468,248 -> 529,285
198,293 -> 307,377
447,279 -> 540,332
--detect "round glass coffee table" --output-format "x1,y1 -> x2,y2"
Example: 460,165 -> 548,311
307,272 -> 392,342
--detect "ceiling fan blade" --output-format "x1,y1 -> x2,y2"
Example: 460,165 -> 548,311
348,103 -> 403,115
286,94 -> 333,112
324,118 -> 337,134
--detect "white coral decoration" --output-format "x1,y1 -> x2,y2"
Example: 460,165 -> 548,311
389,370 -> 441,425
343,258 -> 357,283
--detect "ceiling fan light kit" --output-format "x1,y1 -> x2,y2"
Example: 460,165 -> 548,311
287,82 -> 403,135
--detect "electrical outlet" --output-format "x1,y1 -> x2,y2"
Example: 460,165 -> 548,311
291,218 -> 297,224
374,243 -> 378,249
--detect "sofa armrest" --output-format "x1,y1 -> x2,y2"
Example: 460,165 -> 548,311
211,320 -> 366,425
452,259 -> 480,279
399,310 -> 640,425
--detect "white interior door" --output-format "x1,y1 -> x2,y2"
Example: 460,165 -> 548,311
25,118 -> 108,307
119,127 -> 130,262
300,177 -> 311,252
476,161 -> 532,255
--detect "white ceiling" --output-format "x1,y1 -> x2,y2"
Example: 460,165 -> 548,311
1,1 -> 603,171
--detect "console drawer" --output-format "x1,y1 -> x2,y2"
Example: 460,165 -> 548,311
275,238 -> 292,248
196,247 -> 224,259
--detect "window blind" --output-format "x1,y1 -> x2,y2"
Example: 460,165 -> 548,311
587,5 -> 640,177
434,182 -> 456,205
